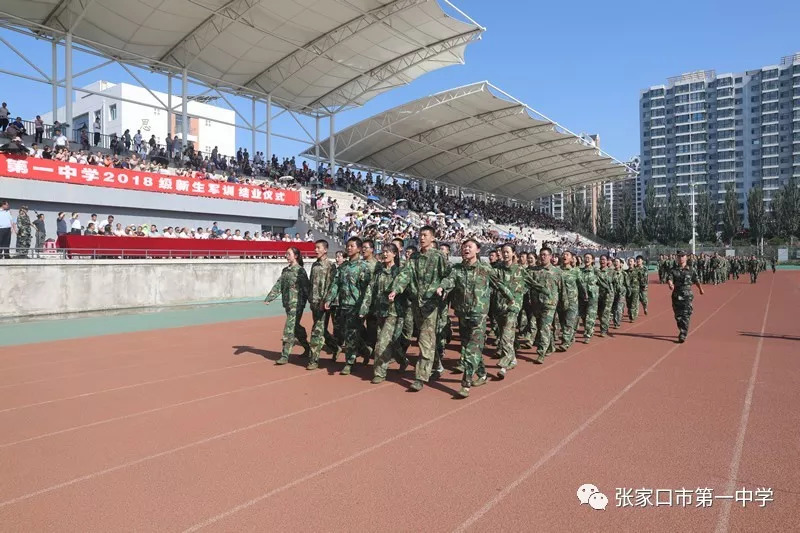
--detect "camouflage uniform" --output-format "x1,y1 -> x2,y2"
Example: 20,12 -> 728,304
435,260 -> 454,370
308,257 -> 337,366
363,257 -> 380,356
748,258 -> 759,283
625,267 -> 641,321
264,264 -> 311,362
15,211 -> 31,257
667,264 -> 700,341
577,265 -> 599,341
438,261 -> 511,388
611,266 -> 627,328
493,262 -> 531,370
391,247 -> 449,383
529,263 -> 559,362
596,267 -> 614,335
557,265 -> 580,349
326,258 -> 372,368
636,265 -> 649,314
360,263 -> 407,380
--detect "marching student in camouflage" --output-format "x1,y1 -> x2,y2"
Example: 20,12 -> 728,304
361,243 -> 409,383
325,237 -> 372,375
667,250 -> 704,343
361,239 -> 380,361
517,252 -> 532,348
434,243 -> 453,375
529,246 -> 560,364
635,255 -> 649,315
596,255 -> 615,337
493,244 -> 545,378
437,239 -> 512,397
399,244 -> 418,355
264,246 -> 312,365
771,256 -> 776,273
577,253 -> 599,343
611,257 -> 627,328
307,240 -> 338,370
389,226 -> 449,392
710,253 -> 722,285
748,254 -> 760,283
556,250 -> 580,352
624,257 -> 641,322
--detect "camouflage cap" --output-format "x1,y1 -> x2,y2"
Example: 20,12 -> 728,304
676,250 -> 687,256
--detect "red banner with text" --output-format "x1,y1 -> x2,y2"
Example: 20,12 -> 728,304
0,154 -> 299,207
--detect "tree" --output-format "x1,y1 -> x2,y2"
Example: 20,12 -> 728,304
771,176 -> 800,239
664,184 -> 681,244
676,197 -> 692,243
695,188 -> 715,243
721,182 -> 741,244
641,181 -> 660,242
747,185 -> 766,245
595,190 -> 612,240
615,189 -> 637,244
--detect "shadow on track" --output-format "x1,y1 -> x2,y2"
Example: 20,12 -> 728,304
739,332 -> 800,342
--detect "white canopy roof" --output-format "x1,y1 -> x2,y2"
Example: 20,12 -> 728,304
302,82 -> 634,201
1,0 -> 482,113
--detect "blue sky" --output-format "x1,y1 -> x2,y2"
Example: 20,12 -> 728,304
1,0 -> 799,164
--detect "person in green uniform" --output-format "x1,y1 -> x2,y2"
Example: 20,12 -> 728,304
437,239 -> 512,397
325,237 -> 372,375
747,254 -> 759,284
611,257 -> 627,329
556,250 -> 580,352
635,255 -> 649,316
307,240 -> 338,370
529,246 -> 559,363
361,239 -> 380,362
389,226 -> 449,392
667,250 -> 704,343
625,257 -> 641,322
361,243 -> 409,383
577,253 -> 599,343
596,255 -> 614,337
264,247 -> 311,365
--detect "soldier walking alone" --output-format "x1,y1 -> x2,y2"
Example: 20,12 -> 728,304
667,250 -> 704,343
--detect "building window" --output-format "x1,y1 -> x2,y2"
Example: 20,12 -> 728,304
109,104 -> 117,121
205,119 -> 212,127
154,108 -> 161,116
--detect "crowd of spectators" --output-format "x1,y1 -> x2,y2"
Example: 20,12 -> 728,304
2,101 -> 609,257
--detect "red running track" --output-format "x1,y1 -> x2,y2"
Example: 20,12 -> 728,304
0,272 -> 798,532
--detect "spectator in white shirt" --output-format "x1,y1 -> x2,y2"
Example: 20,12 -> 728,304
70,213 -> 82,234
113,223 -> 125,236
196,228 -> 208,239
162,227 -> 176,238
53,129 -> 68,148
232,230 -> 243,241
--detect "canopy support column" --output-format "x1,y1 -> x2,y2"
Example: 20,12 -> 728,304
329,112 -> 336,179
181,68 -> 188,152
167,74 -> 172,142
251,97 -> 257,155
52,39 -> 58,124
266,95 -> 272,160
65,32 -> 73,139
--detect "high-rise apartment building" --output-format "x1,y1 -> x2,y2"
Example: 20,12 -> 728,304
639,53 -> 800,225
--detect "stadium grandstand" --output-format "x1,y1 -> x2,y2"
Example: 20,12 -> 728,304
0,0 -> 634,262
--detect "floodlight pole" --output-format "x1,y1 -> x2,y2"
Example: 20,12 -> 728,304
65,32 -> 73,139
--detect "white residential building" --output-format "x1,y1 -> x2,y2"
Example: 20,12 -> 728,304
40,80 -> 235,157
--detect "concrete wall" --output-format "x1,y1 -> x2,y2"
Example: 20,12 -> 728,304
0,259 -> 307,318
0,177 -> 298,237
